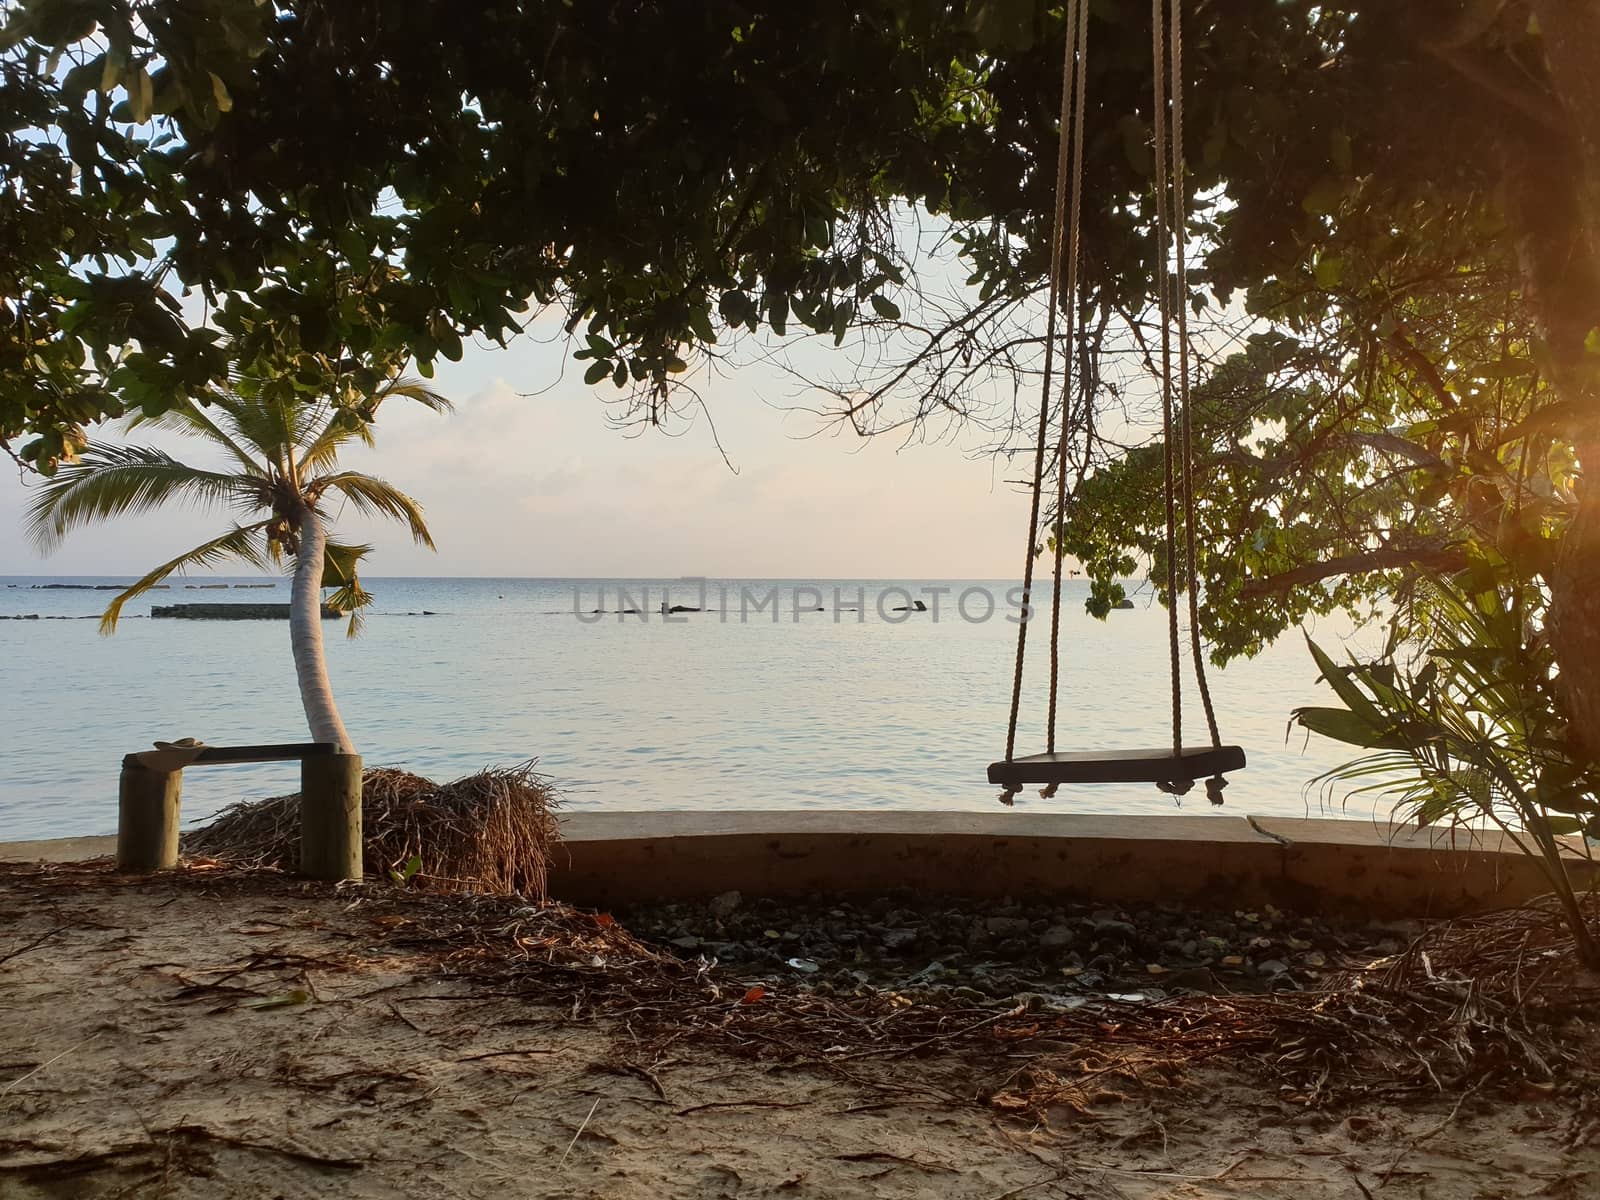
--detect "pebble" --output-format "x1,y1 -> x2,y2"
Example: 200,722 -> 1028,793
882,928 -> 918,951
618,889 -> 1403,1007
985,916 -> 1030,937
1039,925 -> 1073,950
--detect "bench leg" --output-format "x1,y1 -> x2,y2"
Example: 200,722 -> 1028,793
300,753 -> 363,881
118,764 -> 182,872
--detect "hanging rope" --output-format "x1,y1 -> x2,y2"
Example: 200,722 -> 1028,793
995,0 -> 1237,808
1164,0 -> 1227,806
1041,0 -> 1092,799
1001,0 -> 1087,805
1149,0 -> 1189,796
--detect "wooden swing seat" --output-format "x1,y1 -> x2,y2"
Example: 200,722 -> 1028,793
988,745 -> 1246,788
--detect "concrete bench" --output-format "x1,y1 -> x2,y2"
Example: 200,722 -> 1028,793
118,740 -> 362,881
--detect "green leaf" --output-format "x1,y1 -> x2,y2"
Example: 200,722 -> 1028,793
209,72 -> 233,113
686,307 -> 716,344
583,360 -> 611,385
99,52 -> 123,95
336,228 -> 368,263
719,290 -> 751,328
869,295 -> 901,321
1291,706 -> 1391,749
130,68 -> 154,124
1301,177 -> 1345,216
767,292 -> 788,337
1304,635 -> 1386,725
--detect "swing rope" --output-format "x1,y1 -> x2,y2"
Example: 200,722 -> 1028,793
1042,0 -> 1092,798
1151,0 -> 1184,787
1000,0 -> 1230,807
1167,0 -> 1224,754
1161,0 -> 1227,804
1001,0 -> 1087,804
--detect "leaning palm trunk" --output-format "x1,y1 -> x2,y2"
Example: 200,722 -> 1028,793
291,504 -> 354,752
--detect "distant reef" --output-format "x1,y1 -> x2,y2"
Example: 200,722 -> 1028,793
29,583 -> 170,591
151,603 -> 342,620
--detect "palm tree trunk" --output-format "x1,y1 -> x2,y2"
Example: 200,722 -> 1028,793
291,504 -> 354,752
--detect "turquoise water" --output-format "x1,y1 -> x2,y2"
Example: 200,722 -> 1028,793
0,575 -> 1376,840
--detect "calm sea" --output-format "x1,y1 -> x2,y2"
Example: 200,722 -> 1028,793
0,575 -> 1382,841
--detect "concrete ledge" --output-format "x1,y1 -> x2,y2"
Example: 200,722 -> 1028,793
1247,816 -> 1596,918
550,811 -> 1290,912
3,813 -> 1593,919
0,836 -> 116,863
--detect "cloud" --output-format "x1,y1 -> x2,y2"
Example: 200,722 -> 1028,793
0,347 -> 1028,578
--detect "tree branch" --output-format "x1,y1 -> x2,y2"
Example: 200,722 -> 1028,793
1240,546 -> 1468,598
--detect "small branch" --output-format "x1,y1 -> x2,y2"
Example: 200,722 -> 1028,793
0,927 -> 64,966
1385,331 -> 1461,413
560,1097 -> 600,1165
1420,42 -> 1566,137
1240,547 -> 1467,598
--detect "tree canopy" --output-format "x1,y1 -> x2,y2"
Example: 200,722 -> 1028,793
2,0 -> 993,467
4,0 -> 1598,747
15,3 -> 1589,463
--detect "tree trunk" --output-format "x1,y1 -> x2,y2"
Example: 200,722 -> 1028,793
1499,8 -> 1600,772
291,503 -> 354,752
1496,4 -> 1600,967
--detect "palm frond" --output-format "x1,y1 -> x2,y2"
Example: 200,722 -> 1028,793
1293,564 -> 1599,924
313,472 -> 436,548
295,377 -> 452,476
208,391 -> 302,468
323,539 -> 375,639
99,522 -> 274,634
297,409 -> 378,477
27,445 -> 266,553
123,398 -> 266,475
374,377 -> 455,414
322,538 -> 373,590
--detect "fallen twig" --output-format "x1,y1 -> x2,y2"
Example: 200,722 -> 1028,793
0,1036 -> 98,1098
0,927 -> 65,967
674,1099 -> 812,1116
560,1098 -> 600,1166
155,1124 -> 363,1171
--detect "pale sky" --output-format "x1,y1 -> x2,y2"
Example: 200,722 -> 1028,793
0,327 -> 1033,580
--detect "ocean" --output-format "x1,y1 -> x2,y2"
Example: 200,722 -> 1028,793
0,575 -> 1382,841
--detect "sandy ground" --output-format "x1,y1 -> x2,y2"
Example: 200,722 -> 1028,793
1,864 -> 1596,1200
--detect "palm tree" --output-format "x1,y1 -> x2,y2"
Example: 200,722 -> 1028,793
26,379 -> 449,752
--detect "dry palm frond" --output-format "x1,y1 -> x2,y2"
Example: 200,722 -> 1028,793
183,762 -> 560,900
